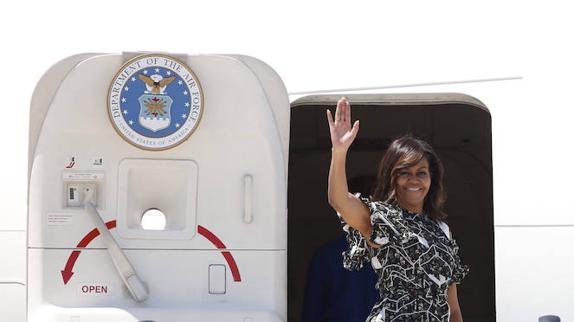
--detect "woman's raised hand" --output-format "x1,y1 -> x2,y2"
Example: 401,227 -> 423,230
327,97 -> 360,152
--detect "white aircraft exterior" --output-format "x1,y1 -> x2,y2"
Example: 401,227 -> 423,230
0,49 -> 570,322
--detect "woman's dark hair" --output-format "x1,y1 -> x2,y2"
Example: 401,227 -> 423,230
371,134 -> 447,220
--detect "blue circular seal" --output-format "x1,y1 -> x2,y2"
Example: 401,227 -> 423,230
108,54 -> 203,150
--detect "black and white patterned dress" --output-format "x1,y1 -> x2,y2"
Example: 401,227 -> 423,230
338,196 -> 469,322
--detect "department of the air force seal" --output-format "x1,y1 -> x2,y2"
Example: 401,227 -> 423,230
107,54 -> 203,150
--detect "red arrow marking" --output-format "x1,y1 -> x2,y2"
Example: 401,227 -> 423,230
61,220 -> 117,285
221,251 -> 241,282
198,225 -> 242,282
61,250 -> 79,284
197,225 -> 226,248
62,221 -> 242,284
77,220 -> 117,247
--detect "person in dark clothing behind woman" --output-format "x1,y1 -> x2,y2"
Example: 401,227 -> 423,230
301,235 -> 379,322
301,176 -> 379,322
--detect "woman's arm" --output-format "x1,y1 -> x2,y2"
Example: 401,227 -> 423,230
447,283 -> 463,322
326,97 -> 377,247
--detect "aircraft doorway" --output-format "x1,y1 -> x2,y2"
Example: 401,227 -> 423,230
287,94 -> 495,322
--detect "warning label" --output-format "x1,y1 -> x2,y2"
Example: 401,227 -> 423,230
47,213 -> 73,226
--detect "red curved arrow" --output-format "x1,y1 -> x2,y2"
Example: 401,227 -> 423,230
197,225 -> 242,282
61,220 -> 116,284
61,221 -> 242,284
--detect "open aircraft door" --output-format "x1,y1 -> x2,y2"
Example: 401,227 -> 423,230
287,94 -> 495,322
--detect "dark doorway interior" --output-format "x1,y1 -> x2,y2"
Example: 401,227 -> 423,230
287,94 -> 495,322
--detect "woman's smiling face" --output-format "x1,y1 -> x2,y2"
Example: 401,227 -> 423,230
394,158 -> 431,212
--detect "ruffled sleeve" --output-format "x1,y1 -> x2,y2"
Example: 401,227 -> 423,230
337,194 -> 402,271
450,236 -> 470,284
338,213 -> 370,271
